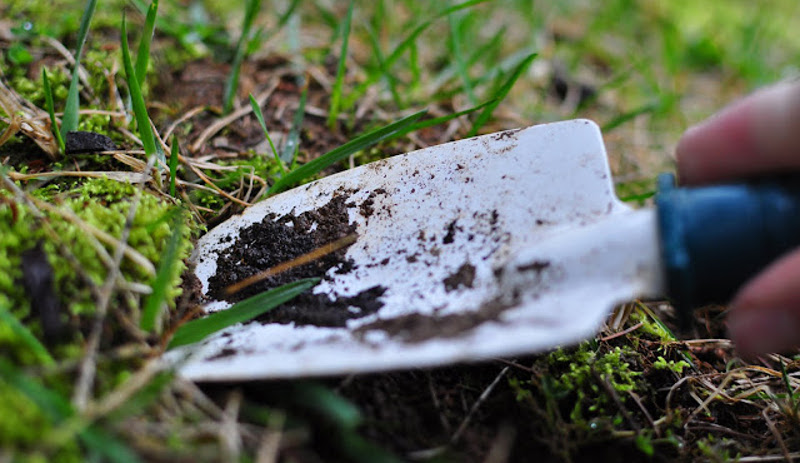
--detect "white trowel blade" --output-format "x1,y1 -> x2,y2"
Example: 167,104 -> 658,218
174,119 -> 663,381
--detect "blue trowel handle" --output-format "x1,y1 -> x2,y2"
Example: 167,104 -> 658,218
656,173 -> 800,313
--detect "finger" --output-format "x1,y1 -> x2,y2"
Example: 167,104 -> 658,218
727,246 -> 800,358
676,81 -> 800,185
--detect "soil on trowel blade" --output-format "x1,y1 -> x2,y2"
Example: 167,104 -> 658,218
207,194 -> 385,327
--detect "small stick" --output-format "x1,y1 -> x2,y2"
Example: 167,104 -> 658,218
449,366 -> 509,445
190,79 -> 280,153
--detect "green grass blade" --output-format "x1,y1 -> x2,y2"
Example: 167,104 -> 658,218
467,52 -> 536,137
249,94 -> 285,175
408,41 -> 421,92
0,359 -> 71,421
276,0 -> 301,29
73,0 -> 97,64
448,13 -> 476,105
121,15 -> 162,165
141,212 -> 184,333
135,0 -> 159,88
60,0 -> 97,138
61,77 -> 81,139
80,427 -> 143,463
344,0 -> 489,109
619,190 -> 655,203
327,0 -> 354,130
268,109 -> 426,195
168,278 -> 319,349
600,101 -> 661,132
292,382 -> 362,429
223,0 -> 261,114
394,99 -> 496,139
0,359 -> 141,463
169,135 -> 179,197
365,25 -> 401,108
41,68 -> 66,154
0,304 -> 54,366
280,84 -> 307,163
386,0 -> 489,70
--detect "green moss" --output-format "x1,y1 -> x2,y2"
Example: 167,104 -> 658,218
653,356 -> 691,374
629,308 -> 676,342
547,342 -> 642,422
0,178 -> 193,358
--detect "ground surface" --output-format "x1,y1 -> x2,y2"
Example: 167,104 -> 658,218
2,1 -> 800,462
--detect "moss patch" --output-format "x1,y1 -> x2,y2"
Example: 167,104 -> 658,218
0,178 -> 192,364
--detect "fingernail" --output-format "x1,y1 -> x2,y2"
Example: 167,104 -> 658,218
728,308 -> 800,357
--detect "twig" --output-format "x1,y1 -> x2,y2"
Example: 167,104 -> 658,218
8,170 -> 151,183
685,373 -> 734,427
450,366 -> 509,445
762,408 -> 793,462
220,390 -> 243,463
685,423 -> 764,441
184,160 -> 252,207
599,322 -> 643,342
86,359 -> 164,418
163,105 -> 207,142
739,453 -> 800,462
190,78 -> 280,153
428,372 -> 452,433
627,390 -> 657,435
492,358 -> 535,374
255,412 -> 285,463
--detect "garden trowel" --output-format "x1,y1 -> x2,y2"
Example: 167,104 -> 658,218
173,119 -> 800,381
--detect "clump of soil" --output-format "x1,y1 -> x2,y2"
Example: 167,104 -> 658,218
356,297 -> 514,343
207,194 -> 386,327
443,262 -> 476,292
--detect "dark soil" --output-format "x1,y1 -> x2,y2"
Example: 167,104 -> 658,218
207,193 -> 387,327
355,298 -> 516,343
64,131 -> 116,154
443,262 -> 476,292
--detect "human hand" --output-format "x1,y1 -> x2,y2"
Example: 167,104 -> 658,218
676,81 -> 800,358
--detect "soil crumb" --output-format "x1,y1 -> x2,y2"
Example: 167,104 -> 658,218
207,194 -> 386,327
65,131 -> 116,154
443,262 -> 476,292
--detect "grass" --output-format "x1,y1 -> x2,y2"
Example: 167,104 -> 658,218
120,13 -> 162,166
267,109 -> 426,195
59,0 -> 96,140
249,93 -> 285,174
222,0 -> 261,114
327,0 -> 354,129
1,0 -> 800,461
168,278 -> 319,348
